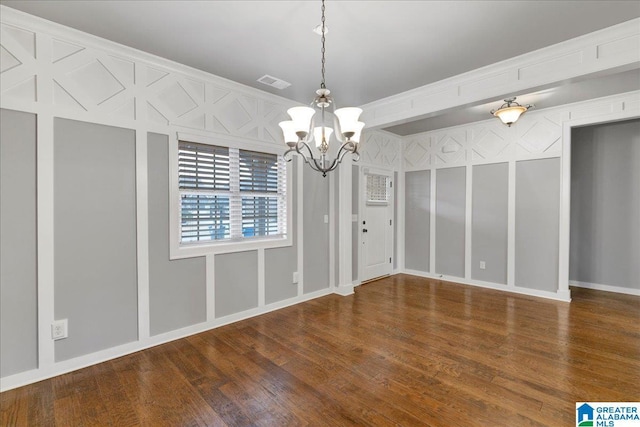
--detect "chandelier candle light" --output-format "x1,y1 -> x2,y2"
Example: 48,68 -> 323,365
490,97 -> 534,127
279,0 -> 364,177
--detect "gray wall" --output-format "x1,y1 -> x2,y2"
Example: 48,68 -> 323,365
435,167 -> 466,277
54,118 -> 138,361
472,163 -> 508,284
515,158 -> 560,292
265,162 -> 298,304
570,119 -> 640,289
0,109 -> 38,377
148,133 -> 206,336
215,250 -> 259,317
404,170 -> 430,272
303,165 -> 330,293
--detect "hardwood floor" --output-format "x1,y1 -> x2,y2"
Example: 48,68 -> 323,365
2,274 -> 639,426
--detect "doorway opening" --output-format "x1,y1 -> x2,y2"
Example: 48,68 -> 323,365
560,111 -> 640,299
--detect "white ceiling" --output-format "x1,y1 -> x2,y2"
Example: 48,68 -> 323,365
3,1 -> 640,135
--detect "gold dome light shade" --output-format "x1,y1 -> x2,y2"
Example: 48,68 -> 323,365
490,97 -> 533,127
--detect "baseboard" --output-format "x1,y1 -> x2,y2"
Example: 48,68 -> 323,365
0,288 -> 333,393
402,269 -> 572,302
334,283 -> 355,296
570,280 -> 640,296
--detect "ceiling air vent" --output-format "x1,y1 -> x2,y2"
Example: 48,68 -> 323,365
257,74 -> 291,90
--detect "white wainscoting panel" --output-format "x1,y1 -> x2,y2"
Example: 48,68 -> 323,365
360,129 -> 402,170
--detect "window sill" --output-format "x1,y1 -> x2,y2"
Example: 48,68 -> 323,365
169,235 -> 292,260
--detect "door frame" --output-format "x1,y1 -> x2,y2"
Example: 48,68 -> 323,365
358,166 -> 395,283
559,109 -> 640,300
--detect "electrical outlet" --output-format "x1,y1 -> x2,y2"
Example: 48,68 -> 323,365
479,261 -> 486,270
292,272 -> 299,284
51,319 -> 68,340
323,214 -> 329,224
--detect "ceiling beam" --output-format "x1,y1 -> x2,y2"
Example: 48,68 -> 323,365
360,18 -> 640,130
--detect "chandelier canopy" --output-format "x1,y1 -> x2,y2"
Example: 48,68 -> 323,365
279,0 -> 364,177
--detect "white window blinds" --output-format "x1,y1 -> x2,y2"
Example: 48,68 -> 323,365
178,141 -> 287,244
239,149 -> 278,192
366,174 -> 390,205
178,142 -> 230,191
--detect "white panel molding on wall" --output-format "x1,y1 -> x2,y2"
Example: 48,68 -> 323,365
0,5 -> 321,392
0,7 -> 296,141
400,90 -> 640,302
403,91 -> 640,171
361,18 -> 640,129
359,129 -> 403,171
1,4 -> 638,392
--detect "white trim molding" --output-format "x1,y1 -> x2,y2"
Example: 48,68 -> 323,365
336,158 -> 354,291
404,270 -> 572,302
334,284 -> 355,296
361,18 -> 640,129
0,287 -> 333,392
168,131 -> 294,259
559,107 -> 640,299
402,91 -> 640,305
570,280 -> 640,297
2,4 -> 639,393
0,4 -> 307,392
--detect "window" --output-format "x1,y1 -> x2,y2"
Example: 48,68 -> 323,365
366,173 -> 390,205
178,140 -> 287,248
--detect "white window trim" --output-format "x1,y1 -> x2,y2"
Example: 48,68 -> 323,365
169,131 -> 293,259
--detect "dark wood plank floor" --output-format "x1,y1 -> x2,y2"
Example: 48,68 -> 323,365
2,274 -> 639,426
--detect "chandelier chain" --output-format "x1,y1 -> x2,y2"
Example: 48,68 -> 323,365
279,0 -> 363,177
320,0 -> 326,89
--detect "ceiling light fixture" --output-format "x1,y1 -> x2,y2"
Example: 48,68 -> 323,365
490,97 -> 534,127
279,0 -> 364,177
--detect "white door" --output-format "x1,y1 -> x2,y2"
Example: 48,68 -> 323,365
360,169 -> 393,282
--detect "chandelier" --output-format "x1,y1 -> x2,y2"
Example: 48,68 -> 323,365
490,97 -> 534,127
279,0 -> 364,177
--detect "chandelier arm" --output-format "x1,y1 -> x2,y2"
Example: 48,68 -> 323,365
307,158 -> 323,173
338,140 -> 356,156
296,149 -> 324,174
321,141 -> 356,172
296,139 -> 336,175
283,148 -> 297,162
294,140 -> 327,173
324,157 -> 339,173
283,146 -> 321,172
335,143 -> 354,163
313,158 -> 329,174
348,144 -> 359,161
294,142 -> 315,166
296,140 -> 315,158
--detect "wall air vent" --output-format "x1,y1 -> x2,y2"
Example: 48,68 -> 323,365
257,74 -> 291,90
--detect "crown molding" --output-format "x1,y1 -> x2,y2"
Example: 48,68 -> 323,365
360,18 -> 640,129
0,5 -> 297,107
